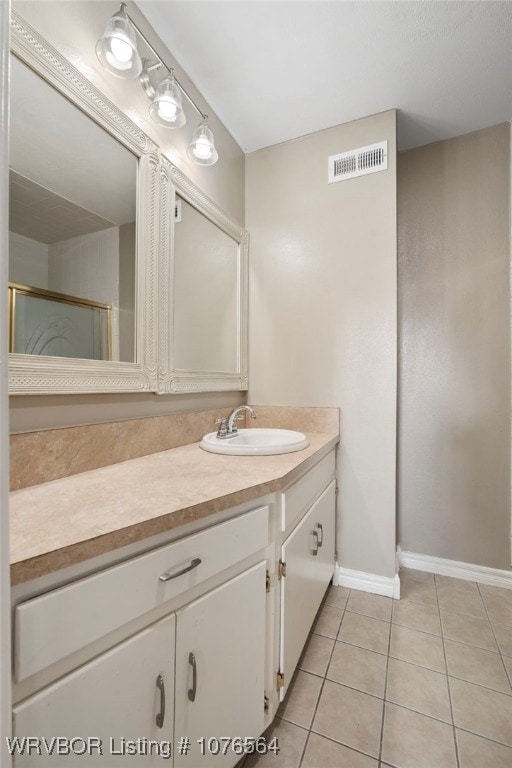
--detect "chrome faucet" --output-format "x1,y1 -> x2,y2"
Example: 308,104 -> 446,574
215,405 -> 256,439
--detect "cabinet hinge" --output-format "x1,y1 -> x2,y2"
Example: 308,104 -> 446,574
335,482 -> 339,497
266,569 -> 271,593
276,672 -> 285,689
264,695 -> 269,714
278,560 -> 286,579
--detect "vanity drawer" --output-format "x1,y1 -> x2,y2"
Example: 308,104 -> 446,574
15,505 -> 269,683
281,451 -> 335,532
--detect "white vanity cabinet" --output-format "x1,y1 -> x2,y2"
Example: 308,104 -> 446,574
12,507 -> 270,768
277,453 -> 336,699
10,444 -> 338,766
174,562 -> 266,767
12,615 -> 176,767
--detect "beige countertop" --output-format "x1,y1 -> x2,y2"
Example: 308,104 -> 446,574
10,432 -> 338,585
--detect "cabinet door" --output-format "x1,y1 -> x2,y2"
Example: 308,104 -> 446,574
174,562 -> 267,768
280,481 -> 336,697
12,614 -> 175,767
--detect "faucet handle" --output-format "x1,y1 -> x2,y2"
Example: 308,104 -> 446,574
215,417 -> 228,438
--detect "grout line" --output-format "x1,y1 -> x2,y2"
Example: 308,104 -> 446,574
454,724 -> 512,751
378,593 -> 393,763
297,592 -> 349,768
476,582 -> 512,693
446,672 -> 512,697
435,572 -> 461,768
304,729 -> 382,763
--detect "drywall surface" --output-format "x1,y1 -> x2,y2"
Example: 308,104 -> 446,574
246,110 -> 397,579
398,124 -> 511,569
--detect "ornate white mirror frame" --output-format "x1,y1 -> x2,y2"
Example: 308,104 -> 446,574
158,157 -> 248,393
8,12 -> 158,395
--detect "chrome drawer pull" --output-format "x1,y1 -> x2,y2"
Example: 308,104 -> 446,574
188,652 -> 197,702
317,523 -> 324,547
312,529 -> 319,556
159,558 -> 202,582
155,674 -> 165,728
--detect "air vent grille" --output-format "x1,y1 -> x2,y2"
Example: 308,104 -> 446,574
328,141 -> 388,184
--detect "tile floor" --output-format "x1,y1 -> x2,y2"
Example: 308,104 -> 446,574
248,568 -> 512,768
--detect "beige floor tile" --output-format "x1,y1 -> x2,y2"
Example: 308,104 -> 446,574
386,657 -> 452,722
312,604 -> 344,639
502,653 -> 512,681
389,624 -> 446,672
493,623 -> 512,656
456,729 -> 512,768
312,680 -> 383,758
245,719 -> 308,768
346,590 -> 393,621
298,633 -> 335,677
440,609 -> 498,651
393,599 -> 441,636
478,584 -> 512,602
400,576 -> 437,606
435,574 -> 478,592
302,733 -> 378,768
450,677 -> 512,746
482,595 -> 512,628
444,639 -> 511,693
437,586 -> 486,619
381,702 -> 457,768
327,642 -> 387,697
277,670 -> 323,729
324,585 -> 350,610
400,568 -> 435,583
338,611 -> 390,654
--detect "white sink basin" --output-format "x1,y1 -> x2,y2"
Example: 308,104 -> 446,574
200,428 -> 310,456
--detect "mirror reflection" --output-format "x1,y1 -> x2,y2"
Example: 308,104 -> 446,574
173,195 -> 239,373
9,55 -> 138,362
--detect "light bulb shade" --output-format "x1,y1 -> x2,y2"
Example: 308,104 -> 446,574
148,75 -> 186,128
96,8 -> 142,78
186,120 -> 218,166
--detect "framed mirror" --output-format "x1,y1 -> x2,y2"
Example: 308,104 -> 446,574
9,12 -> 158,394
158,158 -> 248,393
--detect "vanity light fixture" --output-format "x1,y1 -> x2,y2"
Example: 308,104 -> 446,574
95,5 -> 142,78
96,3 -> 219,165
148,72 -> 186,128
187,119 -> 218,166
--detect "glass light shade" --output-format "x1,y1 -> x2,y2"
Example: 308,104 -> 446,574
186,120 -> 219,166
148,75 -> 186,128
96,8 -> 142,78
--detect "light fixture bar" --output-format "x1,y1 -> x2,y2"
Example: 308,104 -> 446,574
121,3 -> 207,121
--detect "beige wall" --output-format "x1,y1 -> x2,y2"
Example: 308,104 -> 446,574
398,124 -> 511,569
9,0 -> 246,432
246,111 -> 398,579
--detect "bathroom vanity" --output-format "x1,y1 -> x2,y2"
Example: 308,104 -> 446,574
10,434 -> 337,766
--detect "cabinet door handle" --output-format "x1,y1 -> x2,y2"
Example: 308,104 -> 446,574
159,558 -> 201,582
312,529 -> 319,556
156,674 -> 165,728
188,652 -> 197,702
317,523 -> 324,547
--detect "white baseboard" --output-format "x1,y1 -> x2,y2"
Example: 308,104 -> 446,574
399,549 -> 512,591
334,564 -> 400,599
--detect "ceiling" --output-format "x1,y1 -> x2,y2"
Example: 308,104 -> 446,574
137,0 -> 512,153
10,171 -> 116,245
11,55 -> 137,225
